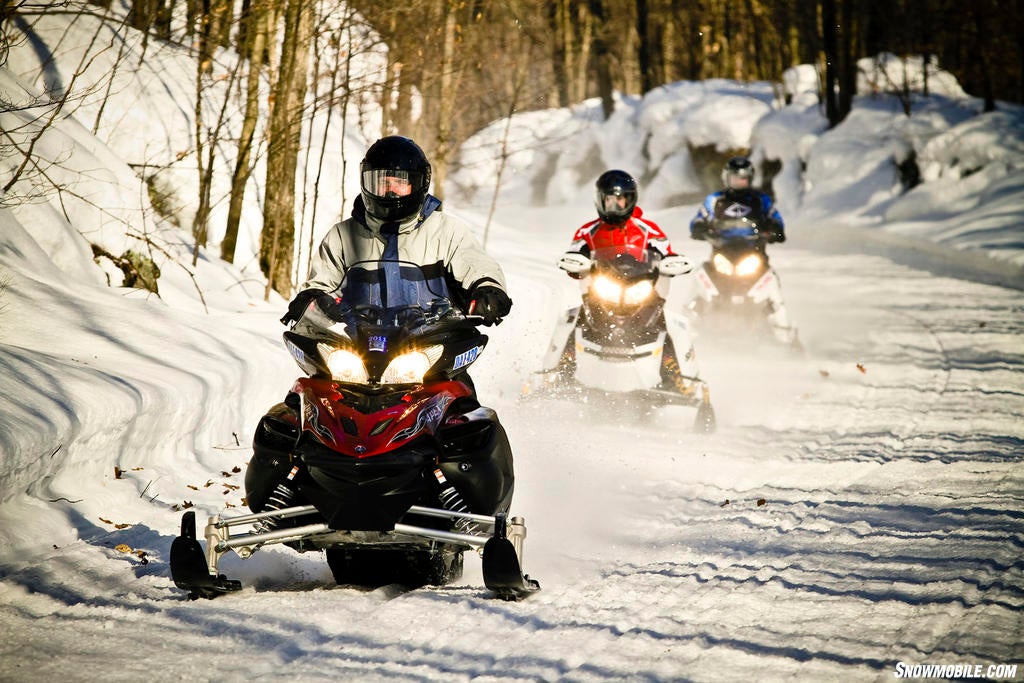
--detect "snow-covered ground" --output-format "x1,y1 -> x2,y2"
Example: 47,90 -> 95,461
1,8 -> 1022,682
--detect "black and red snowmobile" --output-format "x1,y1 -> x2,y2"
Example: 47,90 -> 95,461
170,260 -> 539,601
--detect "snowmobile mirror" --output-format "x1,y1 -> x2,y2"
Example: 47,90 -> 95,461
558,253 -> 591,275
659,254 -> 693,277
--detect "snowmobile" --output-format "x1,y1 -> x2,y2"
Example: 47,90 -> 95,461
688,212 -> 800,349
171,261 -> 539,601
528,246 -> 716,433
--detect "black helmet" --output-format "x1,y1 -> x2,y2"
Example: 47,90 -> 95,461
360,136 -> 431,221
594,169 -> 638,224
722,156 -> 755,190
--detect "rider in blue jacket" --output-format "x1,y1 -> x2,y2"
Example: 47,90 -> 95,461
687,156 -> 799,347
690,156 -> 785,243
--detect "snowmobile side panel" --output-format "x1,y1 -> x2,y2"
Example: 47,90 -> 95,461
437,408 -> 515,516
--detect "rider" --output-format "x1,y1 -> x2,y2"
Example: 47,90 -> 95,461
566,169 -> 675,266
689,156 -> 796,344
282,135 -> 512,327
690,156 -> 785,242
546,169 -> 697,393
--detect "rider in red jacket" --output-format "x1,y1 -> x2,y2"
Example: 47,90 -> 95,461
547,170 -> 696,394
564,170 -> 675,268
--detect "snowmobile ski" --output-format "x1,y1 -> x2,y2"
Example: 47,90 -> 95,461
482,514 -> 540,601
169,504 -> 541,601
170,511 -> 242,600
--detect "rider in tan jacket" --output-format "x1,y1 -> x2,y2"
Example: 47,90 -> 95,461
285,136 -> 511,326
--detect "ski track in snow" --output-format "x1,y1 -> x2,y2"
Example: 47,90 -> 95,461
1,226 -> 1023,682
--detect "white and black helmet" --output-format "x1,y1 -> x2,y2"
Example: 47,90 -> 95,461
722,156 -> 755,190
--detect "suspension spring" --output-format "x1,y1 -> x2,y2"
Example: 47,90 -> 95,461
433,468 -> 484,534
252,465 -> 299,534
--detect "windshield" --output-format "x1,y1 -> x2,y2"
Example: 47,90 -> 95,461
590,245 -> 653,265
713,217 -> 761,240
589,247 -> 657,280
335,259 -> 450,310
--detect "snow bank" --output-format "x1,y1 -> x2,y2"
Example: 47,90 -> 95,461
451,57 -> 1024,267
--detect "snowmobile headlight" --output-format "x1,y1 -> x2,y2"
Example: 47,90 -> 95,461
382,345 -> 443,384
734,254 -> 763,276
712,253 -> 734,275
622,280 -> 654,305
322,347 -> 368,383
591,275 -> 624,303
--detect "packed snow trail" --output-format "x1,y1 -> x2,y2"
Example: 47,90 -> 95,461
1,209 -> 1022,681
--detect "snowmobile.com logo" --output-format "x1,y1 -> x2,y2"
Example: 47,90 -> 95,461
894,662 -> 1019,679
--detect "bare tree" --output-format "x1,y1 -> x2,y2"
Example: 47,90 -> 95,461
2,9 -> 124,198
482,71 -> 526,248
222,0 -> 271,263
260,0 -> 314,298
588,0 -> 614,119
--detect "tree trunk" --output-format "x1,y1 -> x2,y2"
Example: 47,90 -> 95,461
573,4 -> 593,104
589,0 -> 614,119
821,0 -> 842,126
548,0 -> 572,107
222,0 -> 267,263
261,0 -> 313,298
128,0 -> 155,32
838,0 -> 855,119
432,0 -> 460,201
636,0 -> 655,93
192,6 -> 211,265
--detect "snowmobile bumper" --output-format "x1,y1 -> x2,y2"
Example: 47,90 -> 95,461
169,505 -> 539,601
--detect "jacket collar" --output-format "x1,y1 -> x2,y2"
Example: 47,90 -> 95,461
352,194 -> 442,236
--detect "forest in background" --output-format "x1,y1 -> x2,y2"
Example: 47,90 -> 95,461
2,0 -> 1021,295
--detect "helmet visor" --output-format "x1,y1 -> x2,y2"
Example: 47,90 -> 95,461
362,169 -> 427,199
595,188 -> 636,221
601,194 -> 630,213
726,174 -> 751,189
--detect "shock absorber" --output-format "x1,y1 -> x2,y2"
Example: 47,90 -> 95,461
433,468 -> 484,534
252,465 -> 300,534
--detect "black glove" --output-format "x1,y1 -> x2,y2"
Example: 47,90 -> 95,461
765,222 -> 785,243
691,221 -> 711,241
470,285 -> 512,326
281,288 -> 328,325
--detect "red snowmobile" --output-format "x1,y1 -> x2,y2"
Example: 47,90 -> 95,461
171,260 -> 539,601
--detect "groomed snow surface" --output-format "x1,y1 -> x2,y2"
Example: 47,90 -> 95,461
1,203 -> 1021,681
